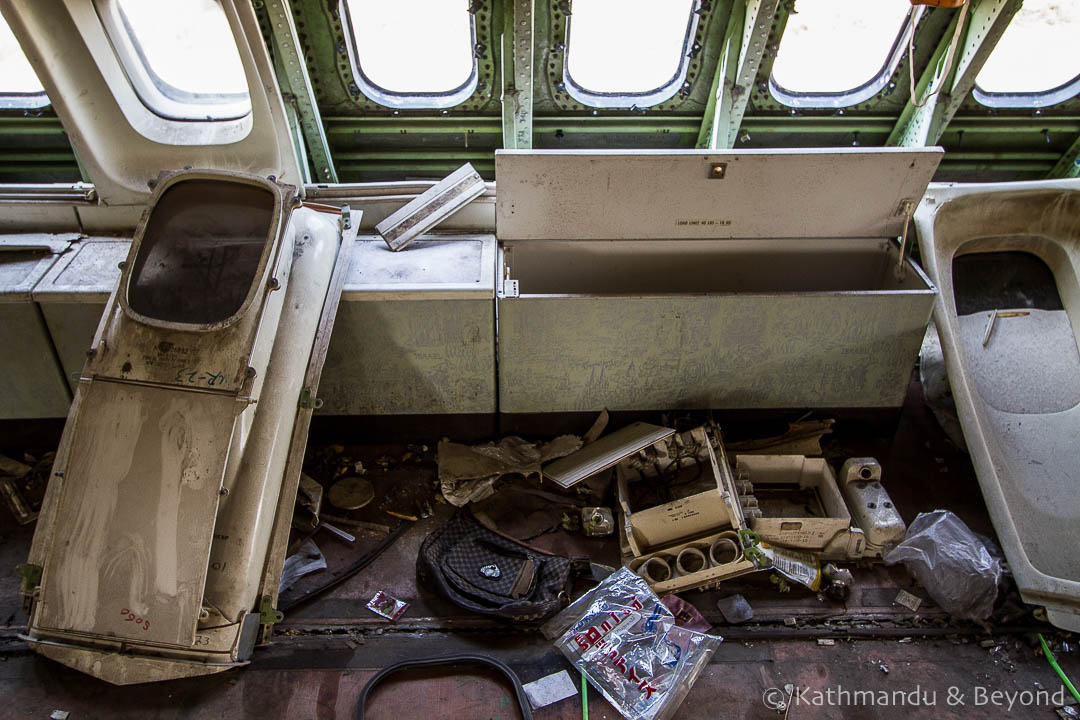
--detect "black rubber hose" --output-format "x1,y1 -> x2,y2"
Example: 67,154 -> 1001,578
280,521 -> 410,612
355,653 -> 533,720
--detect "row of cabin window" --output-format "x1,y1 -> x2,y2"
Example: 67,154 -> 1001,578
1,0 -> 1078,118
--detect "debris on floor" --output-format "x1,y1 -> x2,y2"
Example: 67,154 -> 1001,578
522,669 -> 579,710
437,434 -> 581,506
0,453 -> 31,478
417,508 -> 594,621
0,476 -> 37,525
660,594 -> 712,632
366,590 -> 409,622
543,422 -> 674,489
545,567 -> 721,720
885,509 -> 1002,620
727,418 -> 835,456
715,594 -> 754,624
894,588 -> 924,612
581,506 -> 614,537
0,451 -> 53,525
278,538 -> 327,593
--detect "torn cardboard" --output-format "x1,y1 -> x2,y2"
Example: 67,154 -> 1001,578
438,434 -> 582,506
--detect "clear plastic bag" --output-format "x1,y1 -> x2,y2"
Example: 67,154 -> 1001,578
884,509 -> 1002,620
542,567 -> 721,720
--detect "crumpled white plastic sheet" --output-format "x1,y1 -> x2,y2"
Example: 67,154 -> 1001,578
884,509 -> 1002,620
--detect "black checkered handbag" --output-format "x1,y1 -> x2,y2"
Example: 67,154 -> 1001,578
417,509 -> 591,623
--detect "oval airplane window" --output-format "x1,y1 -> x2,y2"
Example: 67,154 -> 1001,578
0,15 -> 49,109
771,0 -> 916,108
127,180 -> 275,327
974,0 -> 1080,107
344,0 -> 478,108
564,0 -> 697,108
97,0 -> 251,121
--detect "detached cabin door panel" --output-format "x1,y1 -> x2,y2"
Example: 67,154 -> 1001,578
37,380 -> 235,647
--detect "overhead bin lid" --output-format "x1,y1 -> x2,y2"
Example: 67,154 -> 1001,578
33,238 -> 128,304
0,234 -> 77,303
495,148 -> 943,241
342,234 -> 496,301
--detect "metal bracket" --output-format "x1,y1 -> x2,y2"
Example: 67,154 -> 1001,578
501,0 -> 534,149
503,279 -> 520,298
889,0 -> 1021,147
259,595 -> 284,624
1049,134 -> 1080,179
16,563 -> 43,594
698,0 -> 783,149
895,199 -> 918,277
299,386 -> 324,410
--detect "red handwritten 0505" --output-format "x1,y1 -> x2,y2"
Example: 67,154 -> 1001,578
120,608 -> 150,631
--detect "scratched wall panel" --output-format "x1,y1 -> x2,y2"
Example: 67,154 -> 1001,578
40,302 -> 108,393
36,381 -> 235,647
0,304 -> 72,418
319,299 -> 495,414
497,293 -> 934,413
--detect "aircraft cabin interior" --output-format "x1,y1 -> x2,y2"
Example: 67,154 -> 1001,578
0,0 -> 1079,717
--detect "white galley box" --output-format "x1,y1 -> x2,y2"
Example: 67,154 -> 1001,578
33,237 -> 129,394
494,148 -> 942,413
0,234 -> 77,418
320,234 -> 497,415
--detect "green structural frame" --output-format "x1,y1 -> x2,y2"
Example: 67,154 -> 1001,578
1,0 -> 1079,184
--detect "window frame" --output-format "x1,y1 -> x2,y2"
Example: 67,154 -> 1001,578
340,0 -> 480,110
93,0 -> 252,122
0,91 -> 49,111
561,1 -> 700,109
974,73 -> 1080,109
769,6 -> 923,109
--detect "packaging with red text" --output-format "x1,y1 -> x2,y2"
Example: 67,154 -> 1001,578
546,567 -> 721,720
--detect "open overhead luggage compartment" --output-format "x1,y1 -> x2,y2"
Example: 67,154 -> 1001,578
915,178 -> 1080,632
495,148 -> 942,413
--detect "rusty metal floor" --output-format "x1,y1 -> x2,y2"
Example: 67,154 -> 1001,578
2,375 -> 1079,719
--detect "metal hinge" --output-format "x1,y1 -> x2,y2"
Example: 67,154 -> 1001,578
259,595 -> 284,624
16,563 -> 42,593
340,204 -> 352,230
299,386 -> 324,410
503,279 -> 520,298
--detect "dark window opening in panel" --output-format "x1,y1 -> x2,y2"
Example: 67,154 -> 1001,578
127,180 -> 274,326
952,250 -> 1063,316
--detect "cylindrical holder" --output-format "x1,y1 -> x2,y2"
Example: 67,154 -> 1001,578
709,537 -> 739,566
675,547 -> 708,576
636,556 -> 672,584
